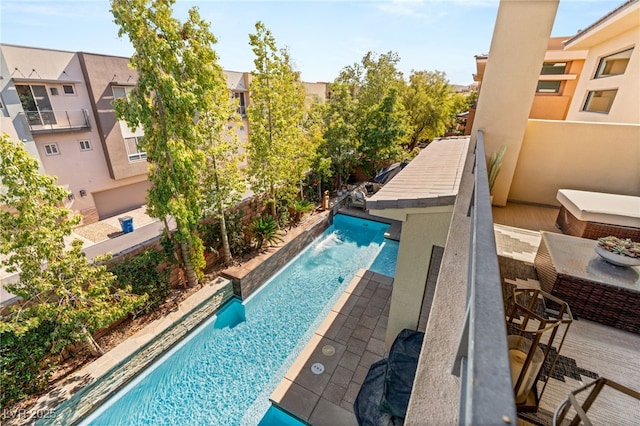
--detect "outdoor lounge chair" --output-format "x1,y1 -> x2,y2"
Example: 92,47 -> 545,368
349,189 -> 367,210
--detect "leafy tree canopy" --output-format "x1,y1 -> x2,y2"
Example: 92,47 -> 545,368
0,134 -> 143,355
111,0 -> 235,282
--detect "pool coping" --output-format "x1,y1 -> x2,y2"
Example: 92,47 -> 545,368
18,277 -> 234,426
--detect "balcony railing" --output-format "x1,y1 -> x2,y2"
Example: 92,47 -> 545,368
18,109 -> 91,134
453,130 -> 517,425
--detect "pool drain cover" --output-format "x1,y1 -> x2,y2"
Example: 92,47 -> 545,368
311,363 -> 325,375
322,345 -> 336,356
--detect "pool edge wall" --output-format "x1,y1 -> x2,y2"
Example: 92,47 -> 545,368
225,215 -> 331,300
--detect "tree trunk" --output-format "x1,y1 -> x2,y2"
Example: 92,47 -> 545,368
219,211 -> 232,266
180,241 -> 198,286
84,328 -> 104,356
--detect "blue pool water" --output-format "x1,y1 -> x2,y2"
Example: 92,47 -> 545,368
82,215 -> 397,425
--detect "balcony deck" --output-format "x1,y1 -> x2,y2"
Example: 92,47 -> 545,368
493,203 -> 640,425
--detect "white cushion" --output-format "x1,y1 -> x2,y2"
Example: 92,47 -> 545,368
557,189 -> 640,228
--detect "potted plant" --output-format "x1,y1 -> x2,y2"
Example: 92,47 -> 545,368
595,236 -> 640,267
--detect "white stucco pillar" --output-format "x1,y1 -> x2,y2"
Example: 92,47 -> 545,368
385,209 -> 452,348
471,0 -> 560,206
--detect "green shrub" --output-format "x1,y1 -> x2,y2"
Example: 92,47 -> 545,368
108,249 -> 170,314
251,215 -> 283,250
290,199 -> 315,225
0,322 -> 55,408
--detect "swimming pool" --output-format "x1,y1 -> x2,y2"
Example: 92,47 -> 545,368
81,214 -> 397,425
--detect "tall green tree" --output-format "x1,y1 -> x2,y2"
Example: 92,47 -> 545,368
111,0 -> 235,283
321,82 -> 359,188
247,21 -> 308,220
360,88 -> 409,174
335,51 -> 409,176
0,134 -> 143,356
402,70 -> 455,151
198,112 -> 246,266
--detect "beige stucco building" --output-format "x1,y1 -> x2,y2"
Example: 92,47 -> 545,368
0,44 -> 328,223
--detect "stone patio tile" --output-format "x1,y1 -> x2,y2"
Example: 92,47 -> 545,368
366,338 -> 386,356
349,305 -> 365,319
344,381 -> 362,404
372,323 -> 387,341
351,324 -> 373,342
352,364 -> 369,385
346,337 -> 367,356
322,382 -> 347,405
289,338 -> 346,396
309,397 -> 358,426
363,305 -> 383,319
322,312 -> 348,340
349,279 -> 370,296
361,287 -> 375,299
271,379 -> 319,422
372,274 -> 394,286
359,350 -> 383,369
334,326 -> 353,344
338,350 -> 360,372
330,365 -> 354,388
373,286 -> 392,299
370,295 -> 387,309
359,315 -> 378,330
343,314 -> 359,330
341,399 -> 356,413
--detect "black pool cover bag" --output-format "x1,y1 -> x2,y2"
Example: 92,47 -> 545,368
353,359 -> 393,426
379,329 -> 424,420
353,329 -> 425,425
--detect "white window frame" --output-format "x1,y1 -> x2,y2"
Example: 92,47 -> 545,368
62,84 -> 76,95
50,87 -> 59,96
536,81 -> 562,94
44,143 -> 60,156
540,62 -> 568,75
112,85 -> 134,100
582,89 -> 618,114
124,136 -> 146,161
79,140 -> 92,151
594,48 -> 634,79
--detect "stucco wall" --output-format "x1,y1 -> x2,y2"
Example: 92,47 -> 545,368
566,27 -> 640,123
509,119 -> 640,205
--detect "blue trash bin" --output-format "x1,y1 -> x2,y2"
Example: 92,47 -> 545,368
118,216 -> 134,234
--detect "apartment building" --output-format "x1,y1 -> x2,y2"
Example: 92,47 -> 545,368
1,44 -> 329,224
472,0 -> 638,126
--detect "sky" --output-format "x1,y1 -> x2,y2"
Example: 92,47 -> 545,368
0,0 -> 627,85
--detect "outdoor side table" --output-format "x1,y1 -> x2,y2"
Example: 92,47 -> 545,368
534,231 -> 640,334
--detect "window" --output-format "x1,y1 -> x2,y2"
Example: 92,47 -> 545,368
50,87 -> 59,96
540,62 -> 567,75
44,143 -> 60,156
79,140 -> 92,151
583,89 -> 618,113
233,91 -> 246,117
536,81 -> 561,93
62,84 -> 75,95
112,86 -> 134,100
595,48 -> 633,78
124,136 -> 146,161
